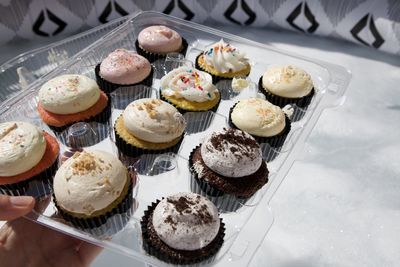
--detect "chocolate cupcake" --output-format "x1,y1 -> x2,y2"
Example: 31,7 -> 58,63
141,192 -> 225,264
259,65 -> 315,120
53,150 -> 134,234
189,128 -> 268,211
95,49 -> 153,94
135,25 -> 188,63
0,121 -> 59,198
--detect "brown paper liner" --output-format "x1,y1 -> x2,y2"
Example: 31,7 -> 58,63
0,156 -> 59,199
95,64 -> 154,94
135,38 -> 189,63
141,199 -> 225,264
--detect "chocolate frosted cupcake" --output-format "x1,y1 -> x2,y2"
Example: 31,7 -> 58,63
0,122 -> 59,198
189,128 -> 268,211
229,98 -> 291,147
141,192 -> 225,264
114,98 -> 186,158
195,39 -> 251,83
135,25 -> 188,63
95,49 -> 153,94
160,66 -> 221,113
259,65 -> 314,120
53,150 -> 134,234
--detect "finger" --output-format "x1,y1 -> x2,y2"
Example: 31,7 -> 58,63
77,241 -> 103,266
0,195 -> 35,221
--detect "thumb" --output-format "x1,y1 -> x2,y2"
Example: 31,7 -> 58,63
0,195 -> 35,221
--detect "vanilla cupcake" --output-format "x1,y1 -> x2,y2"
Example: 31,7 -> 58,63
195,39 -> 251,82
141,192 -> 225,264
37,74 -> 110,132
259,65 -> 314,109
229,98 -> 291,148
53,150 -> 134,231
160,66 -> 221,113
114,98 -> 186,158
135,25 -> 188,62
0,122 -> 59,197
95,49 -> 153,94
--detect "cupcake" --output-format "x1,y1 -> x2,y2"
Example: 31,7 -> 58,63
229,98 -> 291,148
259,65 -> 315,110
141,192 -> 225,264
195,39 -> 250,82
114,98 -> 186,158
95,49 -> 153,94
189,128 -> 268,211
135,25 -> 188,62
0,121 -> 59,198
53,150 -> 134,232
160,66 -> 221,113
37,74 -> 111,132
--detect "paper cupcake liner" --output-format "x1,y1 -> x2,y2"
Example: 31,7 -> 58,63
159,91 -> 221,114
95,64 -> 154,94
228,103 -> 291,149
135,38 -> 189,63
141,199 -> 225,265
54,179 -> 134,236
188,145 -> 249,212
258,77 -> 314,121
114,126 -> 184,159
0,156 -> 59,199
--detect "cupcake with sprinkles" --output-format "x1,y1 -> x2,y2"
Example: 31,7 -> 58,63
196,39 -> 251,83
160,66 -> 221,113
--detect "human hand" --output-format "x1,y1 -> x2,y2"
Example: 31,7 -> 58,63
0,195 -> 103,267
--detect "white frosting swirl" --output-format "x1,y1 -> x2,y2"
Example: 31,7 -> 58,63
53,151 -> 128,215
160,66 -> 218,102
231,98 -> 286,137
39,74 -> 100,115
123,98 -> 186,143
201,128 -> 262,177
203,39 -> 249,73
262,65 -> 313,98
152,192 -> 220,251
0,122 -> 46,176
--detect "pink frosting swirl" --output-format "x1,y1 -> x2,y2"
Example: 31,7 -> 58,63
99,49 -> 151,85
138,25 -> 182,54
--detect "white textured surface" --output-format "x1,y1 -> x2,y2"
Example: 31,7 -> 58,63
1,25 -> 399,267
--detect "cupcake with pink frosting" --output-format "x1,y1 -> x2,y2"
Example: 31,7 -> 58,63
135,25 -> 188,62
95,48 -> 153,94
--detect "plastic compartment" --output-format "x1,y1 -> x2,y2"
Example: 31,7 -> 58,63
0,12 -> 351,267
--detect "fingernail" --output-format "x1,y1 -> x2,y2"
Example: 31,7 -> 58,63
9,196 -> 34,207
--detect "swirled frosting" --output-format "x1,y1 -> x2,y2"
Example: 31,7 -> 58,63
99,49 -> 151,85
262,65 -> 313,98
202,39 -> 249,73
53,150 -> 128,215
201,128 -> 262,177
152,192 -> 220,251
231,98 -> 286,137
138,25 -> 182,54
39,74 -> 100,115
123,98 -> 186,143
160,66 -> 218,102
0,122 -> 46,176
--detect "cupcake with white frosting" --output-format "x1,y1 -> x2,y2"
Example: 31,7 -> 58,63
114,98 -> 186,158
53,150 -> 135,232
160,66 -> 221,113
195,39 -> 251,82
229,98 -> 291,149
0,121 -> 59,197
259,65 -> 315,110
141,192 -> 225,264
189,128 -> 268,211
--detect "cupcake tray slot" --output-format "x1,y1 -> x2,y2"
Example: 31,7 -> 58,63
0,12 -> 351,267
